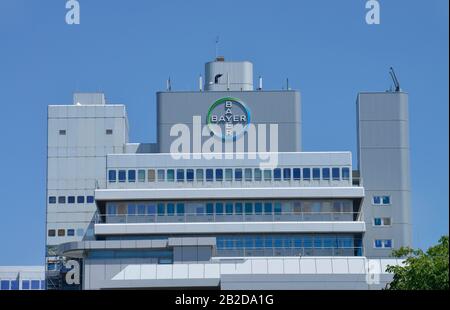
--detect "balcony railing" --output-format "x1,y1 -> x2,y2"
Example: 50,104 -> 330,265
95,211 -> 361,224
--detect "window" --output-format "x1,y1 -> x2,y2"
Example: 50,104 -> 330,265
86,196 -> 94,203
206,203 -> 214,215
215,203 -> 224,215
235,169 -> 243,181
59,129 -> 66,135
176,169 -> 185,182
283,168 -> 291,180
254,168 -> 262,181
373,196 -> 381,205
58,196 -> 66,204
374,217 -> 391,226
40,280 -> 45,290
215,169 -> 223,181
263,169 -> 272,181
167,169 -> 175,182
372,195 -> 391,205
1,280 -> 10,290
342,167 -> 350,180
106,129 -> 113,135
245,202 -> 253,215
374,239 -> 393,248
107,204 -> 117,215
128,170 -> 136,182
225,203 -> 233,215
31,280 -> 40,290
157,169 -> 165,182
382,196 -> 391,205
235,203 -> 243,215
48,229 -> 56,237
264,202 -> 273,214
118,170 -> 126,182
196,169 -> 204,182
127,204 -> 136,215
206,169 -> 214,181
10,280 -> 19,290
67,229 -> 75,236
274,168 -> 281,181
22,280 -> 30,290
167,203 -> 175,215
332,167 -> 340,180
186,169 -> 194,182
225,168 -> 233,181
322,168 -> 330,180
68,196 -> 75,204
176,203 -> 185,215
245,168 -> 253,181
58,229 -> 65,237
303,168 -> 311,180
48,196 -> 56,204
312,168 -> 320,180
293,168 -> 301,180
77,196 -> 84,203
108,170 -> 117,182
274,202 -> 282,215
157,203 -> 165,215
254,202 -> 263,215
137,204 -> 145,215
138,170 -> 146,182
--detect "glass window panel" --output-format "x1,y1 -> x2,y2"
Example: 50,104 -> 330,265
225,203 -> 233,215
58,196 -> 66,204
332,167 -> 340,180
68,196 -> 75,204
107,204 -> 117,215
176,203 -> 185,215
263,169 -> 272,181
196,169 -> 204,182
147,205 -> 156,215
264,237 -> 272,248
384,240 -> 392,248
342,167 -> 350,180
244,168 -> 253,181
255,237 -> 264,248
283,168 -> 291,180
254,202 -> 263,214
374,240 -> 383,248
234,202 -> 243,215
127,204 -> 136,215
1,280 -> 10,290
157,203 -> 165,215
254,168 -> 262,181
86,196 -> 94,203
303,237 -> 313,248
264,202 -> 273,214
167,203 -> 175,215
244,237 -> 253,248
274,237 -> 283,248
128,170 -> 136,182
148,169 -> 156,182
48,196 -> 56,204
186,169 -> 194,182
10,280 -> 19,290
206,169 -> 214,181
374,218 -> 382,226
373,196 -> 381,205
176,169 -> 185,182
274,202 -> 282,214
293,168 -> 301,180
31,280 -> 40,290
58,229 -> 65,237
215,169 -> 223,181
137,205 -> 146,215
77,196 -> 85,203
206,203 -> 214,215
108,170 -> 116,182
312,168 -> 320,180
67,229 -> 75,236
382,196 -> 391,205
157,169 -> 165,182
383,218 -> 391,226
244,202 -> 253,215
322,168 -> 330,180
167,169 -> 175,182
225,169 -> 233,181
138,170 -> 146,182
303,168 -> 311,180
274,168 -> 281,181
235,169 -> 243,181
215,203 -> 224,215
118,170 -> 126,182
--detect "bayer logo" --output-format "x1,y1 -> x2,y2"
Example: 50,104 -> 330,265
206,97 -> 251,141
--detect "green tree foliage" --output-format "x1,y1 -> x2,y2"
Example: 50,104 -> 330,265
386,236 -> 449,290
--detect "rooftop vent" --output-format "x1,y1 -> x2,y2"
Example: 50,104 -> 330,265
215,56 -> 225,62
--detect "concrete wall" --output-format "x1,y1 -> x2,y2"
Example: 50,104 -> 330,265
357,92 -> 412,257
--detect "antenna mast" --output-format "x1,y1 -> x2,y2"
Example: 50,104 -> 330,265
389,67 -> 401,92
215,36 -> 219,59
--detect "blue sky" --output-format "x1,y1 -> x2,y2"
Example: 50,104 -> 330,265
0,0 -> 448,265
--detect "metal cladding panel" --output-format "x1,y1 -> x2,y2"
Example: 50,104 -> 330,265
357,92 -> 411,257
157,91 -> 301,153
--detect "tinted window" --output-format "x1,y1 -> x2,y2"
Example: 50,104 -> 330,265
373,196 -> 381,204
254,202 -> 263,214
312,168 -> 320,180
108,170 -> 116,182
48,230 -> 56,237
68,196 -> 75,204
128,170 -> 136,182
264,202 -> 273,214
235,203 -> 243,215
274,168 -> 281,181
215,203 -> 224,215
342,167 -> 350,180
118,170 -> 126,182
245,168 -> 253,181
157,169 -> 165,181
332,168 -> 340,180
77,196 -> 84,203
322,168 -> 330,180
303,168 -> 311,180
206,169 -> 214,181
167,169 -> 175,182
31,280 -> 40,290
245,202 -> 253,215
176,169 -> 185,182
225,169 -> 233,181
263,169 -> 272,181
293,168 -> 301,180
382,196 -> 391,205
225,203 -> 233,215
58,196 -> 66,204
283,168 -> 291,180
138,170 -> 146,182
157,203 -> 165,215
215,169 -> 223,181
196,169 -> 204,181
186,169 -> 194,182
167,203 -> 175,215
176,203 -> 185,215
86,196 -> 94,203
206,203 -> 214,215
48,196 -> 56,204
235,169 -> 243,181
67,229 -> 75,236
254,168 -> 262,181
22,280 -> 30,290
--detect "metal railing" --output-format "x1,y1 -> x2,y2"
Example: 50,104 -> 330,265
94,211 -> 361,224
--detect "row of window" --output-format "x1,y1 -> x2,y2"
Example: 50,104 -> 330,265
108,167 -> 351,183
48,195 -> 94,204
216,235 -> 360,250
106,200 -> 353,217
47,228 -> 84,237
372,196 -> 391,205
0,279 -> 44,290
373,217 -> 391,226
374,239 -> 393,249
